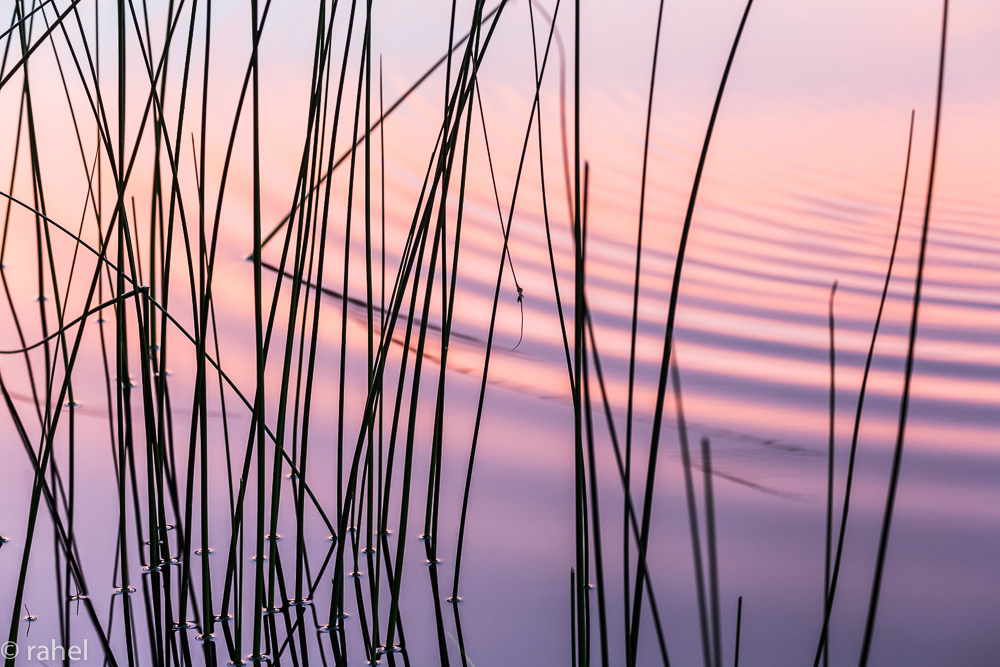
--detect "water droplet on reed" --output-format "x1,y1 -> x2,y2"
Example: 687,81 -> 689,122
261,607 -> 280,616
69,594 -> 88,602
23,613 -> 37,623
195,548 -> 214,556
348,571 -> 364,579
247,654 -> 271,664
265,533 -> 281,541
425,558 -> 442,567
113,586 -> 137,596
362,547 -> 377,554
317,625 -> 333,634
171,621 -> 197,632
251,555 -> 267,561
447,596 -> 462,604
64,401 -> 80,409
214,614 -> 233,623
0,535 -> 10,545
286,598 -> 311,607
196,633 -> 215,642
142,563 -> 162,573
375,645 -> 402,655
165,557 -> 182,567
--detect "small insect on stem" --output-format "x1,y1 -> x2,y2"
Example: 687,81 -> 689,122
513,285 -> 525,351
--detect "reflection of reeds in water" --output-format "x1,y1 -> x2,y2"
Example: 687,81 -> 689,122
0,1 -> 951,666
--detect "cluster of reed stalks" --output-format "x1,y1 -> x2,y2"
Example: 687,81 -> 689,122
0,0 -> 950,665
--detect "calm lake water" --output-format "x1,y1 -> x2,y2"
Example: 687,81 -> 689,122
0,1 -> 998,665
